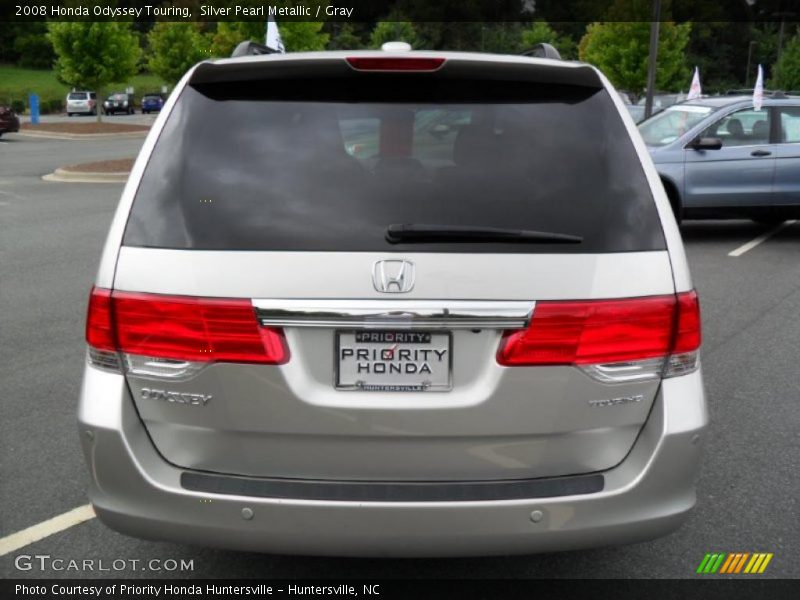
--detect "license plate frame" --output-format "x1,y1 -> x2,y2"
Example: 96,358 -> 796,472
334,329 -> 453,392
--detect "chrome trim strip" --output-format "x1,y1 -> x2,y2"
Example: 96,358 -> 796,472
253,300 -> 535,329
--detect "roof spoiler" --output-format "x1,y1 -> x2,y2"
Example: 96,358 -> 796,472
521,43 -> 562,60
231,41 -> 280,58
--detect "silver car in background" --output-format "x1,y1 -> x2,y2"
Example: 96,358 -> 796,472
79,48 -> 706,556
640,94 -> 800,222
66,91 -> 97,116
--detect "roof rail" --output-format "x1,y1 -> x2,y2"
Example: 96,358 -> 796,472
521,43 -> 562,60
231,40 -> 279,58
724,88 -> 780,96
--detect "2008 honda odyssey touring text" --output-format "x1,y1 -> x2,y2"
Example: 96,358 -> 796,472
79,45 -> 707,557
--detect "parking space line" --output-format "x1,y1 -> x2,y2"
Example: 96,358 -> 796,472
0,504 -> 95,557
728,220 -> 797,257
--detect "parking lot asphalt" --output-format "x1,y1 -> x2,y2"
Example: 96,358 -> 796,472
1,132 -> 798,579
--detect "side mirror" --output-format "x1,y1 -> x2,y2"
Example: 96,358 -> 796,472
689,137 -> 723,151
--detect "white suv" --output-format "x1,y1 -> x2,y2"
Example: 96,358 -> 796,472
79,47 -> 707,556
66,91 -> 97,116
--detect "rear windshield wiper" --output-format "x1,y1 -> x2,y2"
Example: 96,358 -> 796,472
386,224 -> 583,245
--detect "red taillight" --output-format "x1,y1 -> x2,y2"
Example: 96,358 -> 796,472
346,57 -> 445,71
497,292 -> 701,367
673,290 -> 701,353
85,288 -> 287,365
86,287 -> 115,351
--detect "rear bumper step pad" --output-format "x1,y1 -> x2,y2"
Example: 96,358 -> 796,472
181,471 -> 604,502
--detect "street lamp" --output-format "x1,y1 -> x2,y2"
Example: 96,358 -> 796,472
644,0 -> 662,120
746,40 -> 757,87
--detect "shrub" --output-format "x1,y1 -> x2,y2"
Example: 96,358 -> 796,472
10,98 -> 25,114
40,97 -> 63,114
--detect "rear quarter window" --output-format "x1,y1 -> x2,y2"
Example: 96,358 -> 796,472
123,74 -> 665,254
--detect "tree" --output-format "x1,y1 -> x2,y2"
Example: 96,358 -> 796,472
579,21 -> 691,95
48,22 -> 140,121
14,31 -> 55,70
521,21 -> 576,59
281,22 -> 329,52
370,21 -> 419,49
210,20 -> 328,56
327,23 -> 367,50
147,23 -> 207,87
210,21 -> 263,57
772,35 -> 800,91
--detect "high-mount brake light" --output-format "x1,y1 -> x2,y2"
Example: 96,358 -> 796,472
346,57 -> 446,72
497,292 -> 701,380
85,287 -> 288,371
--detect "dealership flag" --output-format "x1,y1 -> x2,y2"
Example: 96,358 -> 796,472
266,15 -> 285,53
753,64 -> 764,110
687,67 -> 702,100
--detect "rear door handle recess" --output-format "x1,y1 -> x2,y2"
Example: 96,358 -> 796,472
751,149 -> 772,157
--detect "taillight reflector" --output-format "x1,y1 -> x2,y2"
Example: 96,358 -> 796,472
86,287 -> 115,351
346,57 -> 445,71
673,290 -> 701,354
85,287 -> 287,365
497,292 -> 701,367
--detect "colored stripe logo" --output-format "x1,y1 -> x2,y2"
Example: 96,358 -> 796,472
696,552 -> 773,574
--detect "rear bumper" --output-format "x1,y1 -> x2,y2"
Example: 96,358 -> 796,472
78,366 -> 707,557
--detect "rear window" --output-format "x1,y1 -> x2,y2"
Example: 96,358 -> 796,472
123,76 -> 665,253
68,93 -> 87,100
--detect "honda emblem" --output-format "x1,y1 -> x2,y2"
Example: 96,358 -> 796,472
372,260 -> 415,293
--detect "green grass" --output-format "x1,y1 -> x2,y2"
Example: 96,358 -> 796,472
0,64 -> 166,110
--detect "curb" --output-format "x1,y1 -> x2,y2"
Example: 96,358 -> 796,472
43,168 -> 130,183
19,130 -> 148,141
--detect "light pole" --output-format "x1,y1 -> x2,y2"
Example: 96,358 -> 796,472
746,40 -> 757,87
774,11 -> 795,63
644,0 -> 662,120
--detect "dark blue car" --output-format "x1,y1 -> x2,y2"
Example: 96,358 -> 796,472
141,93 -> 164,114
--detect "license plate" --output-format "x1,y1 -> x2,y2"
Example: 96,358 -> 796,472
335,330 -> 452,392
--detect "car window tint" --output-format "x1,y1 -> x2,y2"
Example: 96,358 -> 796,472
779,107 -> 800,143
701,108 -> 770,147
123,78 -> 665,254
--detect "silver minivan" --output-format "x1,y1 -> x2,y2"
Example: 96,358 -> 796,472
66,91 -> 97,116
79,48 -> 707,556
